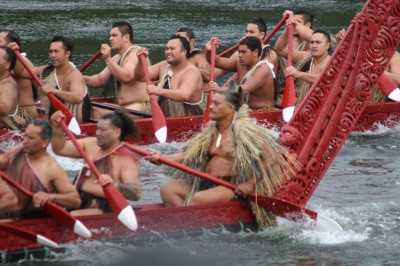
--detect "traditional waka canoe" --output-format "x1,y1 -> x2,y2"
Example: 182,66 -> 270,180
0,201 -> 256,263
1,100 -> 399,147
0,0 -> 399,263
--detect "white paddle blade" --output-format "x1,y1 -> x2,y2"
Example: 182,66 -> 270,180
283,106 -> 295,122
155,126 -> 167,143
118,205 -> 138,231
68,117 -> 81,135
37,234 -> 59,248
74,220 -> 92,239
388,88 -> 400,101
314,213 -> 342,232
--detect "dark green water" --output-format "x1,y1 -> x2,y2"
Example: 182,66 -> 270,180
3,1 -> 400,265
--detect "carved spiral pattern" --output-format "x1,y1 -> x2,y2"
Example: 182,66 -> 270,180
274,0 -> 400,206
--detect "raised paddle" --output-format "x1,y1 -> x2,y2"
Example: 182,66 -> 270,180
378,74 -> 400,101
0,223 -> 59,248
202,40 -> 217,128
138,53 -> 167,143
218,15 -> 289,58
123,143 -> 342,232
13,49 -> 81,135
282,20 -> 296,122
0,171 -> 92,239
79,50 -> 101,72
262,14 -> 289,45
57,120 -> 138,231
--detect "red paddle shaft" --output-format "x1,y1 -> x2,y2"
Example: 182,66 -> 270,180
138,53 -> 167,143
123,143 -> 318,222
0,171 -> 91,238
79,50 -> 101,72
58,121 -> 138,231
202,42 -> 217,128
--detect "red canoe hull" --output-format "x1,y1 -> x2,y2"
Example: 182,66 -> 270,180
87,101 -> 400,145
0,201 -> 256,262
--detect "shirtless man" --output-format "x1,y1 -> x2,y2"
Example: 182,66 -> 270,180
12,36 -> 91,123
146,87 -> 298,227
284,30 -> 332,103
50,110 -> 142,215
0,30 -> 38,126
85,21 -> 149,118
206,36 -> 276,110
176,27 -> 211,89
0,119 -> 81,219
134,35 -> 204,117
275,9 -> 314,63
0,46 -> 25,129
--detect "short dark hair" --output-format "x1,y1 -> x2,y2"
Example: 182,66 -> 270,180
176,27 -> 195,40
30,119 -> 53,140
169,35 -> 190,58
112,21 -> 133,42
4,30 -> 21,47
100,111 -> 140,141
0,46 -> 16,70
239,36 -> 262,56
51,35 -> 74,58
248,17 -> 267,35
294,10 -> 314,28
312,29 -> 332,53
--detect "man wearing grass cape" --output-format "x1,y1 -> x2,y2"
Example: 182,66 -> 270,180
147,82 -> 301,226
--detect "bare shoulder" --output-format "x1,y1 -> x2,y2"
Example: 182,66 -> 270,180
0,77 -> 18,90
66,65 -> 85,82
80,137 -> 98,152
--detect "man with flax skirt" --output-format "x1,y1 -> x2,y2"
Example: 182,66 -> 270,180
146,83 -> 301,227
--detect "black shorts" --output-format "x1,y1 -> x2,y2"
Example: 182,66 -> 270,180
199,176 -> 234,191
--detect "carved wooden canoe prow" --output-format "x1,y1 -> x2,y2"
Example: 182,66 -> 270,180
276,0 -> 400,207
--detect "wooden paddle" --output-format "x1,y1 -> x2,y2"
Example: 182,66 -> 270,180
0,171 -> 92,239
79,50 -> 101,72
0,223 -> 59,248
123,143 -> 342,231
378,74 -> 400,101
218,15 -> 289,58
138,53 -> 167,143
202,41 -> 217,128
57,120 -> 138,231
282,20 -> 296,122
13,49 -> 81,135
91,101 -> 152,118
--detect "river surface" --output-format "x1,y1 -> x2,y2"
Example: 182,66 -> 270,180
2,0 -> 400,265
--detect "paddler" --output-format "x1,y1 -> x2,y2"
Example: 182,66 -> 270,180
84,21 -> 151,118
11,36 -> 92,123
0,119 -> 81,219
134,35 -> 204,117
50,110 -> 142,216
146,83 -> 301,227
